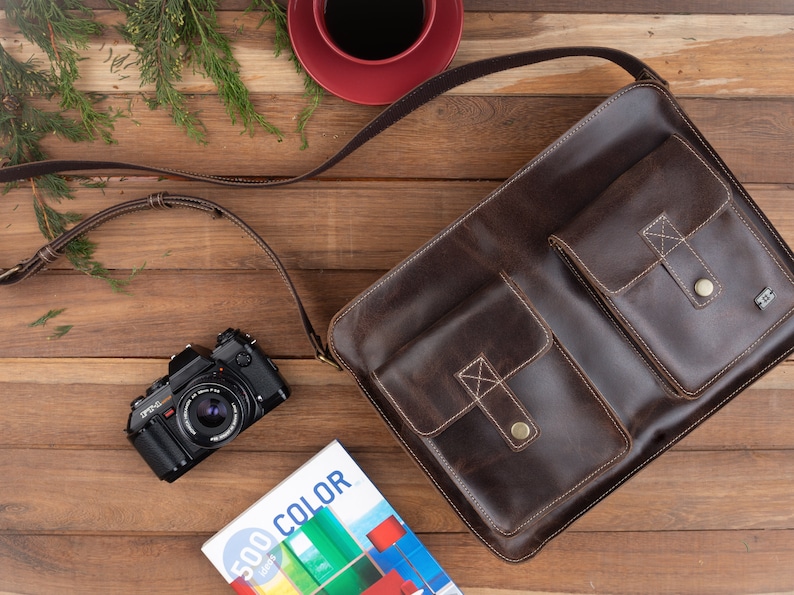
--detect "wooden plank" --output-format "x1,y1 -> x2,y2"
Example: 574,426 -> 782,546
431,530 -> 794,595
0,269 -> 379,358
2,359 -> 794,451
0,379 -> 400,454
462,0 -> 794,12
0,357 -> 346,387
0,534 -> 231,595
38,0 -> 794,13
0,449 -> 461,534
0,530 -> 791,595
7,96 -> 790,183
29,0 -> 794,13
5,256 -> 794,360
2,13 -> 793,98
684,100 -> 794,184
0,448 -> 791,534
3,182 -> 794,279
675,386 -> 794,450
0,180 -> 496,271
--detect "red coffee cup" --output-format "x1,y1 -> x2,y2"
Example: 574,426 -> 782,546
288,0 -> 463,105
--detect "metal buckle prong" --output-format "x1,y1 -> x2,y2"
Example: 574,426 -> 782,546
0,264 -> 23,282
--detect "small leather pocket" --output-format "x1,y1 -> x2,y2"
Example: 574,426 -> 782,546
550,135 -> 794,398
373,273 -> 630,535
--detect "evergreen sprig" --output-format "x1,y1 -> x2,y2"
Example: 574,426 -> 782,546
1,39 -> 127,290
0,46 -> 90,167
4,0 -> 120,144
247,0 -> 323,150
111,0 -> 285,145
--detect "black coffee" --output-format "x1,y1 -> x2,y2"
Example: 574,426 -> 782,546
324,0 -> 426,61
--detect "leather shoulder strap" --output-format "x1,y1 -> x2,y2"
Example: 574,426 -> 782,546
0,47 -> 665,367
0,47 -> 665,186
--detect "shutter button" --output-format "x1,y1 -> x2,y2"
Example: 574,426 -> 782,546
694,278 -> 714,297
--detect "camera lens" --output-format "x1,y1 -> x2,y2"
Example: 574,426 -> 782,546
196,398 -> 228,428
177,376 -> 250,449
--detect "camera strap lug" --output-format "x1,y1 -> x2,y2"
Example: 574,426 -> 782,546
312,333 -> 342,371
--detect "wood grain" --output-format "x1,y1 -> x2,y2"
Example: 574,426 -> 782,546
0,530 -> 790,595
1,3 -> 793,594
0,95 -> 786,182
22,0 -> 794,12
3,12 -> 793,97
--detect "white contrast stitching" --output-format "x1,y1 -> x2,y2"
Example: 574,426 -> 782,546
430,340 -> 630,537
371,272 -> 551,436
455,354 -> 540,450
641,214 -> 722,308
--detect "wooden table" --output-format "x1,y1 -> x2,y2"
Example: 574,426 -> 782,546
1,2 -> 793,593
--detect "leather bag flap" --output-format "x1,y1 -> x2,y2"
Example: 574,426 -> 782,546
372,273 -> 549,450
549,135 -> 731,295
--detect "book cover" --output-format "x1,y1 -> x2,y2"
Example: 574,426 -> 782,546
202,440 -> 463,595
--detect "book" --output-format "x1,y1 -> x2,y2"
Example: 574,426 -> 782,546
202,440 -> 463,595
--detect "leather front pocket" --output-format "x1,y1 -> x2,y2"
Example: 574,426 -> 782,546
550,135 -> 794,398
372,273 -> 630,535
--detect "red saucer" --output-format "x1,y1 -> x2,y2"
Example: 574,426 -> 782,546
288,0 -> 464,105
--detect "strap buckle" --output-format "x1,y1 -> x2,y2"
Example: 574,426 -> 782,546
636,67 -> 669,88
0,264 -> 22,282
310,332 -> 342,371
316,351 -> 342,371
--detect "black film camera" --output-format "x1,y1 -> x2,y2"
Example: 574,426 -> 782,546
126,329 -> 289,482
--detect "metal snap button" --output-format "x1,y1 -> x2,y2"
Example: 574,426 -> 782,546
694,278 -> 714,297
511,422 -> 531,440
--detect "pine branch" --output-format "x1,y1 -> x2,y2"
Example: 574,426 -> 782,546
111,0 -> 285,145
0,47 -> 90,171
247,0 -> 324,150
4,0 -> 120,144
29,308 -> 67,327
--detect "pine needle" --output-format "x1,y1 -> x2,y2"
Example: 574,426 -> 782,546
247,0 -> 323,150
1,49 -> 102,282
48,325 -> 74,339
4,0 -> 120,144
29,308 -> 67,327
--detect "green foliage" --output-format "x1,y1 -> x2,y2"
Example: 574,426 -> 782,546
48,325 -> 74,339
29,308 -> 67,327
2,0 -> 321,308
247,0 -> 324,150
112,0 -> 286,145
4,0 -> 120,144
0,9 -> 127,290
28,309 -> 73,339
0,46 -> 91,169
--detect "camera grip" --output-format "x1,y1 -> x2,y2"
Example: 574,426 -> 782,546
130,417 -> 188,481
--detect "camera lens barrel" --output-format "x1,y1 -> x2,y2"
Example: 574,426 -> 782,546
178,376 -> 249,449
